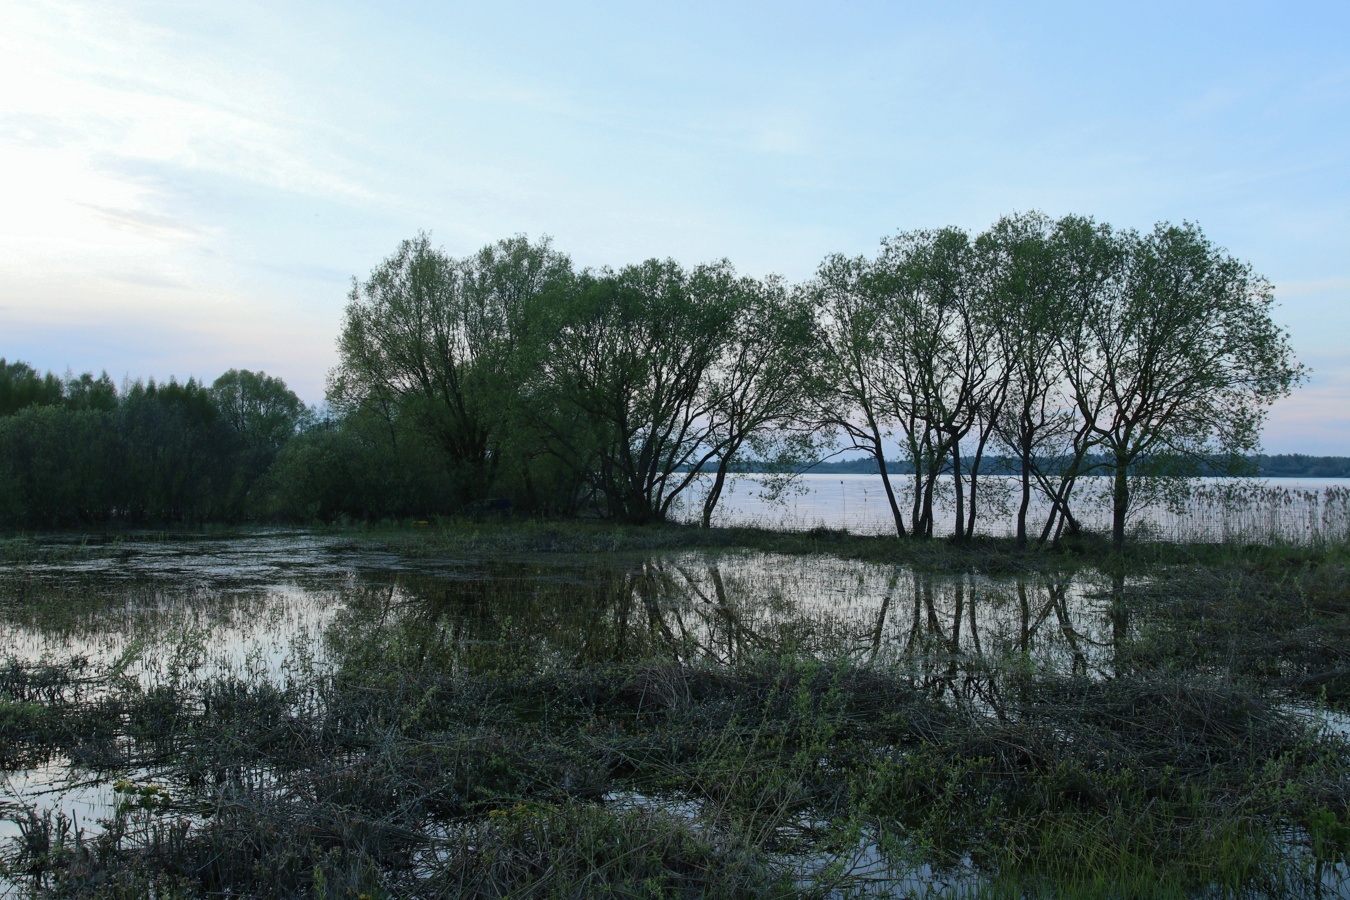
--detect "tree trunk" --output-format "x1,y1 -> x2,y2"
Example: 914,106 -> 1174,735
700,459 -> 730,528
918,468 -> 936,539
1112,456 -> 1130,552
1016,439 -> 1032,548
875,452 -> 908,538
965,421 -> 995,540
951,441 -> 965,541
966,456 -> 980,540
867,416 -> 907,538
910,445 -> 924,536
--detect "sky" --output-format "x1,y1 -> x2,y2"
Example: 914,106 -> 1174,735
1,1 -> 1347,452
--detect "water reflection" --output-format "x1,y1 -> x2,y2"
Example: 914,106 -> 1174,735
329,552 -> 1123,688
0,537 -> 1129,693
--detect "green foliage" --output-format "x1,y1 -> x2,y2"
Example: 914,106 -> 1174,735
0,406 -> 121,527
1058,219 -> 1306,548
0,359 -> 65,416
531,259 -> 739,522
115,377 -> 235,522
813,214 -> 1305,549
266,409 -> 463,522
0,369 -> 297,527
331,232 -> 572,510
210,369 -> 306,454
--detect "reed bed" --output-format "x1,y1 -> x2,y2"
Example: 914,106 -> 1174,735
1147,483 -> 1350,545
689,476 -> 1350,547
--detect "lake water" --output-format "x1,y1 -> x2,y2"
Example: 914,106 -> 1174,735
681,474 -> 1350,543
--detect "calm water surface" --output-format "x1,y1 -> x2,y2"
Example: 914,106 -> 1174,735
686,474 -> 1350,542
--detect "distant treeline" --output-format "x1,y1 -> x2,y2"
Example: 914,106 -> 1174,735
692,456 -> 1350,477
0,212 -> 1313,549
1250,455 -> 1350,478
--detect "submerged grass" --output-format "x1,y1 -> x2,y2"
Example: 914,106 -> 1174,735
2,648 -> 1348,897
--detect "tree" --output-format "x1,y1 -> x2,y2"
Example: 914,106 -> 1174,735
867,228 -> 1003,540
1026,215 -> 1126,545
331,233 -> 571,506
0,405 -> 119,527
64,371 -> 118,412
1061,221 -> 1305,550
533,259 -> 737,523
0,359 -> 65,416
210,369 -> 307,516
211,369 -> 306,453
118,377 -> 232,522
981,213 -> 1083,547
813,253 -> 910,537
697,274 -> 825,528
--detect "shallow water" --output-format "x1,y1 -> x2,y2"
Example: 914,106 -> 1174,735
0,534 -> 1120,854
2,532 -> 1340,897
0,534 -> 1123,681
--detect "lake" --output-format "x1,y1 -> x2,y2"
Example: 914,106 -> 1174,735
684,473 -> 1350,543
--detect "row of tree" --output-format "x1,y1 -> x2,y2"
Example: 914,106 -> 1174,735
329,214 -> 1301,549
1,212 -> 1304,548
814,214 -> 1303,547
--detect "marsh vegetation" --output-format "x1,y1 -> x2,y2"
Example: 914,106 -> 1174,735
1,528 -> 1348,897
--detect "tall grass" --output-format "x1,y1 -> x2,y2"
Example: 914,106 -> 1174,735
1148,482 -> 1350,545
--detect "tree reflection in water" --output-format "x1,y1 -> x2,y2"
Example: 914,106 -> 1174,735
329,552 -> 1124,702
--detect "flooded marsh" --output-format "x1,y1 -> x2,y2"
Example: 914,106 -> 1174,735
1,531 -> 1349,897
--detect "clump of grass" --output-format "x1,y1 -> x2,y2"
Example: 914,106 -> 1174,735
430,802 -> 794,898
1121,548 -> 1350,708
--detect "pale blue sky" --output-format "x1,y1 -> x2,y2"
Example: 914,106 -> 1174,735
2,1 -> 1347,451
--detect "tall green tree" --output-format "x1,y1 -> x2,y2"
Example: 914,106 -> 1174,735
813,253 -> 910,537
1060,221 -> 1305,550
533,259 -> 736,523
981,213 -> 1081,547
211,369 -> 306,454
697,274 -> 825,528
0,359 -> 65,415
64,371 -> 118,412
0,406 -> 119,526
331,233 -> 570,506
211,369 -> 307,516
117,377 -> 232,522
869,228 -> 1001,539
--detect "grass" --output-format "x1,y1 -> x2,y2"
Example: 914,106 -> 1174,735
2,651 -> 1348,896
